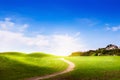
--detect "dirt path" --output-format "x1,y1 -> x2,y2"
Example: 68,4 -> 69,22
24,58 -> 75,80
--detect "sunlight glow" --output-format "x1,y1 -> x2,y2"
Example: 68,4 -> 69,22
0,18 -> 86,56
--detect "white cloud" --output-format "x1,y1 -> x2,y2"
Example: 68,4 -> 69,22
0,18 -> 86,56
0,18 -> 14,30
106,25 -> 120,31
0,30 -> 85,56
18,24 -> 29,32
48,34 -> 84,56
0,18 -> 29,32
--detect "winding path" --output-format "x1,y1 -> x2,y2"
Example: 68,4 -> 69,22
24,58 -> 75,80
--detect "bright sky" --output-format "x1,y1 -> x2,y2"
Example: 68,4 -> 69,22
0,0 -> 120,56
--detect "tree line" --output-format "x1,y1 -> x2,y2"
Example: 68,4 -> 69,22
70,47 -> 120,56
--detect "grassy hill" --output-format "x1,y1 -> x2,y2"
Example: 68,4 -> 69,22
47,56 -> 120,80
1,52 -> 120,80
0,52 -> 68,80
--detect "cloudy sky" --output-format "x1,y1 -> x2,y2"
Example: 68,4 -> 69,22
0,0 -> 120,55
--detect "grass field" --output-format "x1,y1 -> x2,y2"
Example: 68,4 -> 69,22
1,52 -> 120,80
47,56 -> 120,80
0,52 -> 68,80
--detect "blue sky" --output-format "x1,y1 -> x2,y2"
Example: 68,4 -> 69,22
0,0 -> 120,55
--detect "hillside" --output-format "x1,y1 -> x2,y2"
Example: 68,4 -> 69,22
71,44 -> 120,56
0,52 -> 68,80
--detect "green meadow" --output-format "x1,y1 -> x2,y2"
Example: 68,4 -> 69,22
0,52 -> 68,80
1,52 -> 120,80
48,56 -> 120,80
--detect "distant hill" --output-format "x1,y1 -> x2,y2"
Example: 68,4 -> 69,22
70,44 -> 120,56
28,52 -> 55,57
0,52 -> 55,57
105,44 -> 119,50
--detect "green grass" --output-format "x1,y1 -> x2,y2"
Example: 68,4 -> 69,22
1,52 -> 120,80
0,52 -> 68,80
47,56 -> 120,80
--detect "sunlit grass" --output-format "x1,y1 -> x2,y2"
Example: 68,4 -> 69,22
47,56 -> 120,80
0,52 -> 68,80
